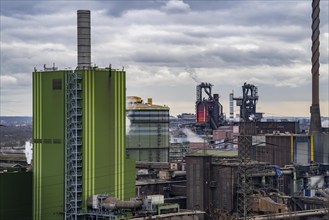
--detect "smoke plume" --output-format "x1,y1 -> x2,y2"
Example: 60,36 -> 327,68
182,128 -> 204,143
185,67 -> 201,83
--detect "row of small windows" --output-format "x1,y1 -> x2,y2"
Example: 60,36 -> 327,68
33,139 -> 62,144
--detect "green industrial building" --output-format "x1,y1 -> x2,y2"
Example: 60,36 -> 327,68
126,96 -> 170,162
32,10 -> 135,220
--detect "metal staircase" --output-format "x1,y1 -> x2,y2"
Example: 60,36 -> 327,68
65,71 -> 83,220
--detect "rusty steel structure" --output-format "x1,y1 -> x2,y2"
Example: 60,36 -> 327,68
310,0 -> 322,133
195,82 -> 224,130
234,83 -> 262,122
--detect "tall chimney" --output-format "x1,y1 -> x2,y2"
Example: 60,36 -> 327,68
229,91 -> 234,119
310,0 -> 322,133
77,10 -> 91,68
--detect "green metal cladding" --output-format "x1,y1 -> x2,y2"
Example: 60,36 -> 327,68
33,70 -> 65,220
33,68 -> 135,220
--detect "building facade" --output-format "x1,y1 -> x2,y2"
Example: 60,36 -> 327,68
32,68 -> 135,220
126,97 -> 170,162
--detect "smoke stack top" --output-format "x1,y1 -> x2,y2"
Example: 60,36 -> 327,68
77,10 -> 91,68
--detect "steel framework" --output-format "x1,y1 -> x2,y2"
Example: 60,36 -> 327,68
236,122 -> 256,219
65,71 -> 83,220
234,83 -> 262,122
195,82 -> 223,130
237,135 -> 253,218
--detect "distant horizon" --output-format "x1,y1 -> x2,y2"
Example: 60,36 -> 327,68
1,115 -> 329,119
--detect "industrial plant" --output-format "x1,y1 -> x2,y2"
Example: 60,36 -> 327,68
126,96 -> 170,163
32,10 -> 135,219
1,1 -> 329,220
195,82 -> 224,131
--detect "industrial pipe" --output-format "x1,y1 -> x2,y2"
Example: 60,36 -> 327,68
171,171 -> 186,179
102,197 -> 143,210
247,208 -> 329,220
249,169 -> 293,177
87,195 -> 143,211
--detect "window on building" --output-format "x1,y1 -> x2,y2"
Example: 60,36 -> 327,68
53,79 -> 62,90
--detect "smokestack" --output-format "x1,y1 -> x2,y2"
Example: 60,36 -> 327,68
77,10 -> 91,68
229,91 -> 234,119
310,0 -> 322,133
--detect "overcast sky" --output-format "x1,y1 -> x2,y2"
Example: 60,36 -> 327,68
1,0 -> 328,117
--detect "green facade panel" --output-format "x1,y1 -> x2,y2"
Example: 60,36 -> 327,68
33,71 -> 65,220
33,68 -> 135,219
124,158 -> 136,199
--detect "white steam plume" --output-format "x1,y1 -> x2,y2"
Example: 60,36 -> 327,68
126,116 -> 131,134
24,141 -> 33,164
182,128 -> 204,143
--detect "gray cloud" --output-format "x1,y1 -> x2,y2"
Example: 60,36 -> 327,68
0,0 -> 328,116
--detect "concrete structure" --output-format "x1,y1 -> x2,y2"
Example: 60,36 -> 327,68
229,91 -> 234,119
212,126 -> 239,146
313,133 -> 329,163
186,155 -> 212,211
188,142 -> 209,154
234,122 -> 327,166
186,155 -> 329,217
126,96 -> 170,162
250,134 -> 315,166
77,10 -> 91,68
32,10 -> 135,220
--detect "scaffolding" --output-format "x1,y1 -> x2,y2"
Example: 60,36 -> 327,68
65,71 -> 83,220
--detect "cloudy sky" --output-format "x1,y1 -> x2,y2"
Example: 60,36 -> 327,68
1,0 -> 328,117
